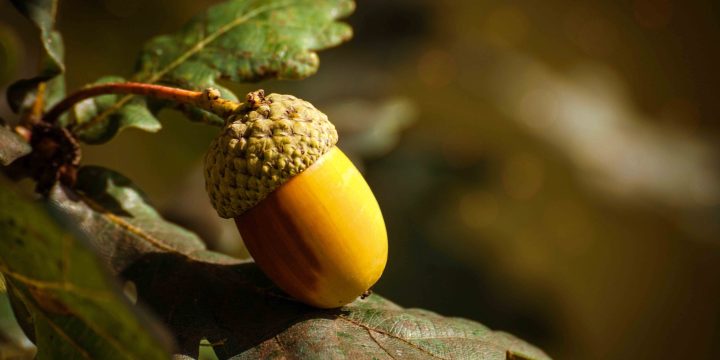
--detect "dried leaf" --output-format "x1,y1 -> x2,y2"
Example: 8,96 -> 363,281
122,255 -> 551,360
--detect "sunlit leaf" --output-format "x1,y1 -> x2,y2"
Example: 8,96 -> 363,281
0,176 -> 174,359
7,0 -> 65,115
73,0 -> 354,143
136,0 -> 354,84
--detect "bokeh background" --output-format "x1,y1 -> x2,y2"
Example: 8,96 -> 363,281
3,0 -> 720,358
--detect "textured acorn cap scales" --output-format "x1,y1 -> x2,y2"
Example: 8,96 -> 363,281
204,90 -> 338,218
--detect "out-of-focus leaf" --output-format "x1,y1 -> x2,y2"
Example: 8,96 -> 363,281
328,97 -> 416,161
45,167 -> 549,359
0,25 -> 23,85
0,125 -> 31,165
7,0 -> 65,114
73,0 -> 355,143
69,77 -> 161,144
0,176 -> 174,359
0,275 -> 35,359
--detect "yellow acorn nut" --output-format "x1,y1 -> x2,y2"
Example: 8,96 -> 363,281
204,90 -> 388,308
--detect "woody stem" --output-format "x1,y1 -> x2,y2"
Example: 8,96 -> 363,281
43,82 -> 241,125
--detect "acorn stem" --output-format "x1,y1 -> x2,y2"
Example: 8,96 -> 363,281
43,82 -> 241,125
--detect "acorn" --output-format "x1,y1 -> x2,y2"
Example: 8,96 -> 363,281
204,90 -> 388,308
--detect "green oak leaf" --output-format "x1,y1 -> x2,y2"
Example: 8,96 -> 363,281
0,176 -> 174,359
0,125 -> 31,166
73,0 -> 354,143
136,0 -> 354,84
46,167 -> 550,359
69,77 -> 161,144
7,0 -> 65,115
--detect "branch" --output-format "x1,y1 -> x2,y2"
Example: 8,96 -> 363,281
43,82 -> 241,125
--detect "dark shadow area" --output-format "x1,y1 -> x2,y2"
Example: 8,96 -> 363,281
121,252 -> 340,358
72,166 -> 141,216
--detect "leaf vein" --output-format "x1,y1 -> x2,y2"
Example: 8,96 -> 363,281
9,281 -> 93,359
77,193 -> 183,254
338,316 -> 448,359
0,264 -> 111,301
6,272 -> 148,360
366,328 -> 398,360
274,334 -> 292,359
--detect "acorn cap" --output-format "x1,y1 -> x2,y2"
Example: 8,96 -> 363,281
204,90 -> 338,218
